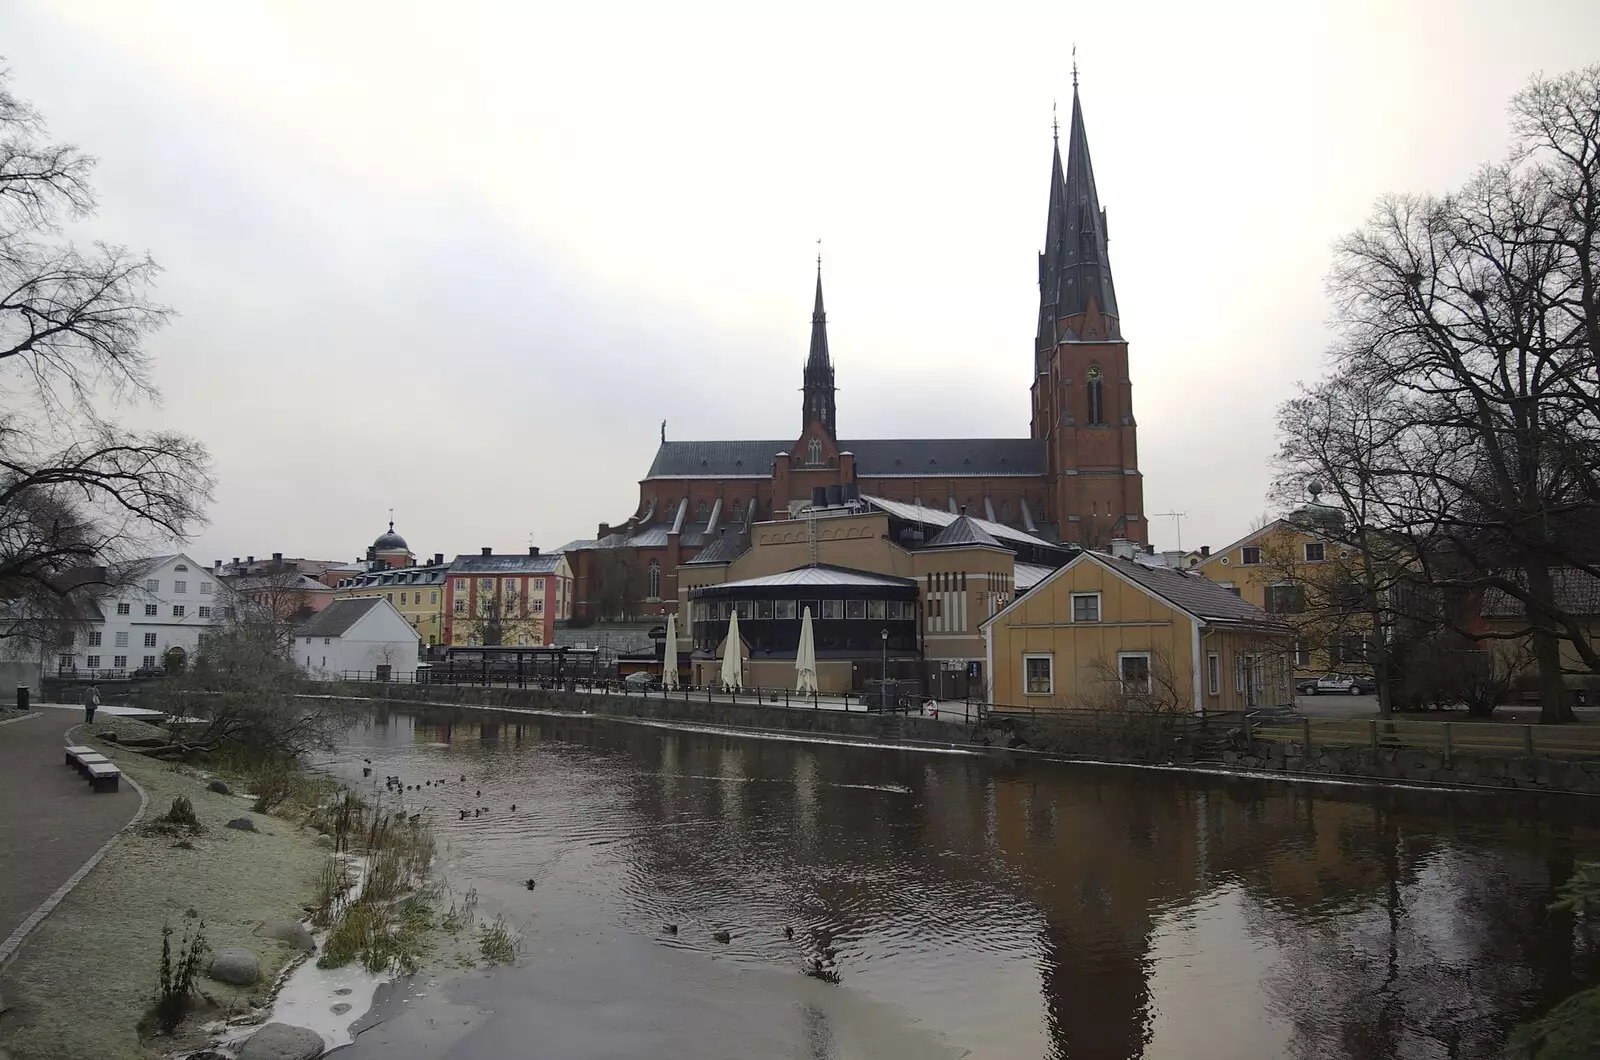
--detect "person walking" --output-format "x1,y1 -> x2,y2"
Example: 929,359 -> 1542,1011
83,684 -> 100,725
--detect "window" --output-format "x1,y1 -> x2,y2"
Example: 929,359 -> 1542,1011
1304,542 -> 1326,563
174,580 -> 187,594
808,437 -> 823,465
867,600 -> 886,620
387,593 -> 394,603
430,592 -> 438,605
1294,642 -> 1311,667
144,578 -> 159,592
821,599 -> 842,620
144,633 -> 158,647
735,600 -> 752,620
845,599 -> 866,620
1118,652 -> 1152,695
1024,654 -> 1053,695
1336,633 -> 1366,664
399,592 -> 407,605
200,582 -> 213,595
454,600 -> 466,615
455,579 -> 466,592
113,655 -> 127,669
774,599 -> 797,620
172,605 -> 185,618
174,564 -> 188,572
756,599 -> 773,620
1265,583 -> 1306,614
116,602 -> 131,615
197,606 -> 211,619
86,630 -> 103,647
114,632 -> 129,647
324,637 -> 331,645
143,655 -> 157,669
647,564 -> 661,600
479,578 -> 495,593
1240,546 -> 1261,565
696,501 -> 708,520
145,604 -> 158,616
1086,365 -> 1105,425
1207,652 -> 1221,695
532,600 -> 545,615
533,578 -> 544,592
86,655 -> 101,669
1070,593 -> 1101,622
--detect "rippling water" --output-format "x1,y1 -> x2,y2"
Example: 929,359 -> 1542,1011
325,706 -> 1599,1060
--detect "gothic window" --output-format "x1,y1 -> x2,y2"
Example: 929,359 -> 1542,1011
696,501 -> 708,520
808,437 -> 823,465
647,563 -> 661,600
1086,364 -> 1105,425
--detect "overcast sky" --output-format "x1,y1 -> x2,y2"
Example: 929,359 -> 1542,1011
4,1 -> 1597,565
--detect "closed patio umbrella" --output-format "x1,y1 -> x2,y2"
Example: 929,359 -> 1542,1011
795,606 -> 819,695
663,613 -> 679,691
720,610 -> 743,692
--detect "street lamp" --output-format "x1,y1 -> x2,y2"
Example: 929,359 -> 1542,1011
880,627 -> 889,710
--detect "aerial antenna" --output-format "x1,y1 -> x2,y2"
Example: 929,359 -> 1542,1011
1153,511 -> 1188,551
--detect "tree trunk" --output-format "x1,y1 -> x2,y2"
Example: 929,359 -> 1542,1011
1527,561 -> 1577,723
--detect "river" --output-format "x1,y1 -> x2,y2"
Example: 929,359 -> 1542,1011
318,704 -> 1598,1060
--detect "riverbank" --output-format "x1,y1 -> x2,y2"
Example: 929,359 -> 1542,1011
308,682 -> 1600,797
0,717 -> 328,1060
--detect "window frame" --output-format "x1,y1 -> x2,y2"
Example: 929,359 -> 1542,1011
1303,542 -> 1326,563
1207,652 -> 1220,696
1118,651 -> 1153,695
1070,592 -> 1102,623
1023,653 -> 1054,696
116,602 -> 131,615
172,605 -> 185,618
1240,546 -> 1262,565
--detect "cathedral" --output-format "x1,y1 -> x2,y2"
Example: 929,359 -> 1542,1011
559,81 -> 1145,619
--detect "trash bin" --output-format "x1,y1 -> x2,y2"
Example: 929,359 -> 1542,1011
16,685 -> 29,711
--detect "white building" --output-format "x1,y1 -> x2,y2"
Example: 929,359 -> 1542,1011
60,553 -> 228,676
292,597 -> 421,680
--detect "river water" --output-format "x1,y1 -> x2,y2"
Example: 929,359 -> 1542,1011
320,705 -> 1598,1060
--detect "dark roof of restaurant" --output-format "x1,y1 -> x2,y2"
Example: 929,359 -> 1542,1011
644,438 -> 1047,480
294,597 -> 385,638
1481,567 -> 1600,618
705,564 -> 917,592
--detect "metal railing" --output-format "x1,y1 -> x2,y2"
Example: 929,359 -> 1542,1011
331,671 -> 979,720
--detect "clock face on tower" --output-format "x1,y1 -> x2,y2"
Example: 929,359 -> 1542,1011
1086,365 -> 1103,382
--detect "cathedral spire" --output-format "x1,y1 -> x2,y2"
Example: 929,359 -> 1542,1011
1038,77 -> 1120,343
802,260 -> 837,437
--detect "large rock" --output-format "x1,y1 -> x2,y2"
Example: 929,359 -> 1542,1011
313,833 -> 335,849
254,919 -> 315,953
226,817 -> 258,832
237,1023 -> 325,1060
207,947 -> 260,985
208,779 -> 232,795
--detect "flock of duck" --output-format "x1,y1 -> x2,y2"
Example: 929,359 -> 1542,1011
363,759 -> 845,983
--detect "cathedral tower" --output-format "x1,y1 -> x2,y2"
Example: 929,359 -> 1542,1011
1030,77 -> 1146,546
802,264 -> 837,438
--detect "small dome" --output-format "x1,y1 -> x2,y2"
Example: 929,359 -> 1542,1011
1297,483 -> 1345,529
373,520 -> 409,552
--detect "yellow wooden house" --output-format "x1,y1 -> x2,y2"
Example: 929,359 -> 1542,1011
983,550 -> 1295,712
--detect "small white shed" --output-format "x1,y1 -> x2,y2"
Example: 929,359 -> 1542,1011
293,597 -> 420,680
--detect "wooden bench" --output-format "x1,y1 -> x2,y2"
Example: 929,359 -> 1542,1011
64,745 -> 106,775
84,761 -> 122,793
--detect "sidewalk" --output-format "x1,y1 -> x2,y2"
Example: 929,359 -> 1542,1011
0,709 -> 141,959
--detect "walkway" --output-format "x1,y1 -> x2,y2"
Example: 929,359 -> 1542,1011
0,709 -> 140,959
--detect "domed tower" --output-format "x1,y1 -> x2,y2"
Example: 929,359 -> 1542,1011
368,520 -> 414,569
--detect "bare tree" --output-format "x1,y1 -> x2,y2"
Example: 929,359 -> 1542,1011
0,65 -> 212,645
590,549 -> 642,622
454,581 -> 542,646
1296,65 -> 1600,723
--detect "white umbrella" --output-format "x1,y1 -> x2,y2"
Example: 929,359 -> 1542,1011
720,610 -> 743,692
663,613 -> 680,691
795,606 -> 819,695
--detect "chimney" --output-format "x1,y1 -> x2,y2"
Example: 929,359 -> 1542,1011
1144,543 -> 1154,554
232,557 -> 240,565
272,552 -> 283,562
481,547 -> 492,556
434,553 -> 444,566
246,555 -> 254,564
1200,545 -> 1211,558
213,560 -> 221,570
529,546 -> 540,556
598,522 -> 611,539
1109,538 -> 1137,560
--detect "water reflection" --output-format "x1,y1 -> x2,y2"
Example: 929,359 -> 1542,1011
333,706 -> 1599,1060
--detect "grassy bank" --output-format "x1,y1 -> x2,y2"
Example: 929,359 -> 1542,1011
0,720 -> 330,1060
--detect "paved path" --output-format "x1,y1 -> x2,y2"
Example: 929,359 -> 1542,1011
0,710 -> 140,957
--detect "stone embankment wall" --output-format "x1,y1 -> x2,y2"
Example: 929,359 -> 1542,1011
309,682 -> 964,745
1219,732 -> 1600,795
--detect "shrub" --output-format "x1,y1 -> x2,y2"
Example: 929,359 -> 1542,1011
152,916 -> 208,1034
163,795 -> 200,830
478,917 -> 518,965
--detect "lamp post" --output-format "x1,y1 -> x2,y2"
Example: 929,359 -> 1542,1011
880,628 -> 889,710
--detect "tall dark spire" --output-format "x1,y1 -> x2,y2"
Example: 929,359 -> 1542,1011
1038,78 -> 1120,345
802,260 -> 837,437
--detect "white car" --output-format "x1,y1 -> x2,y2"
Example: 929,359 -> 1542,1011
1306,674 -> 1365,695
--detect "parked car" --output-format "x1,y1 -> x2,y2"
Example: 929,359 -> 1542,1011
1303,673 -> 1372,695
622,671 -> 660,691
131,665 -> 165,679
